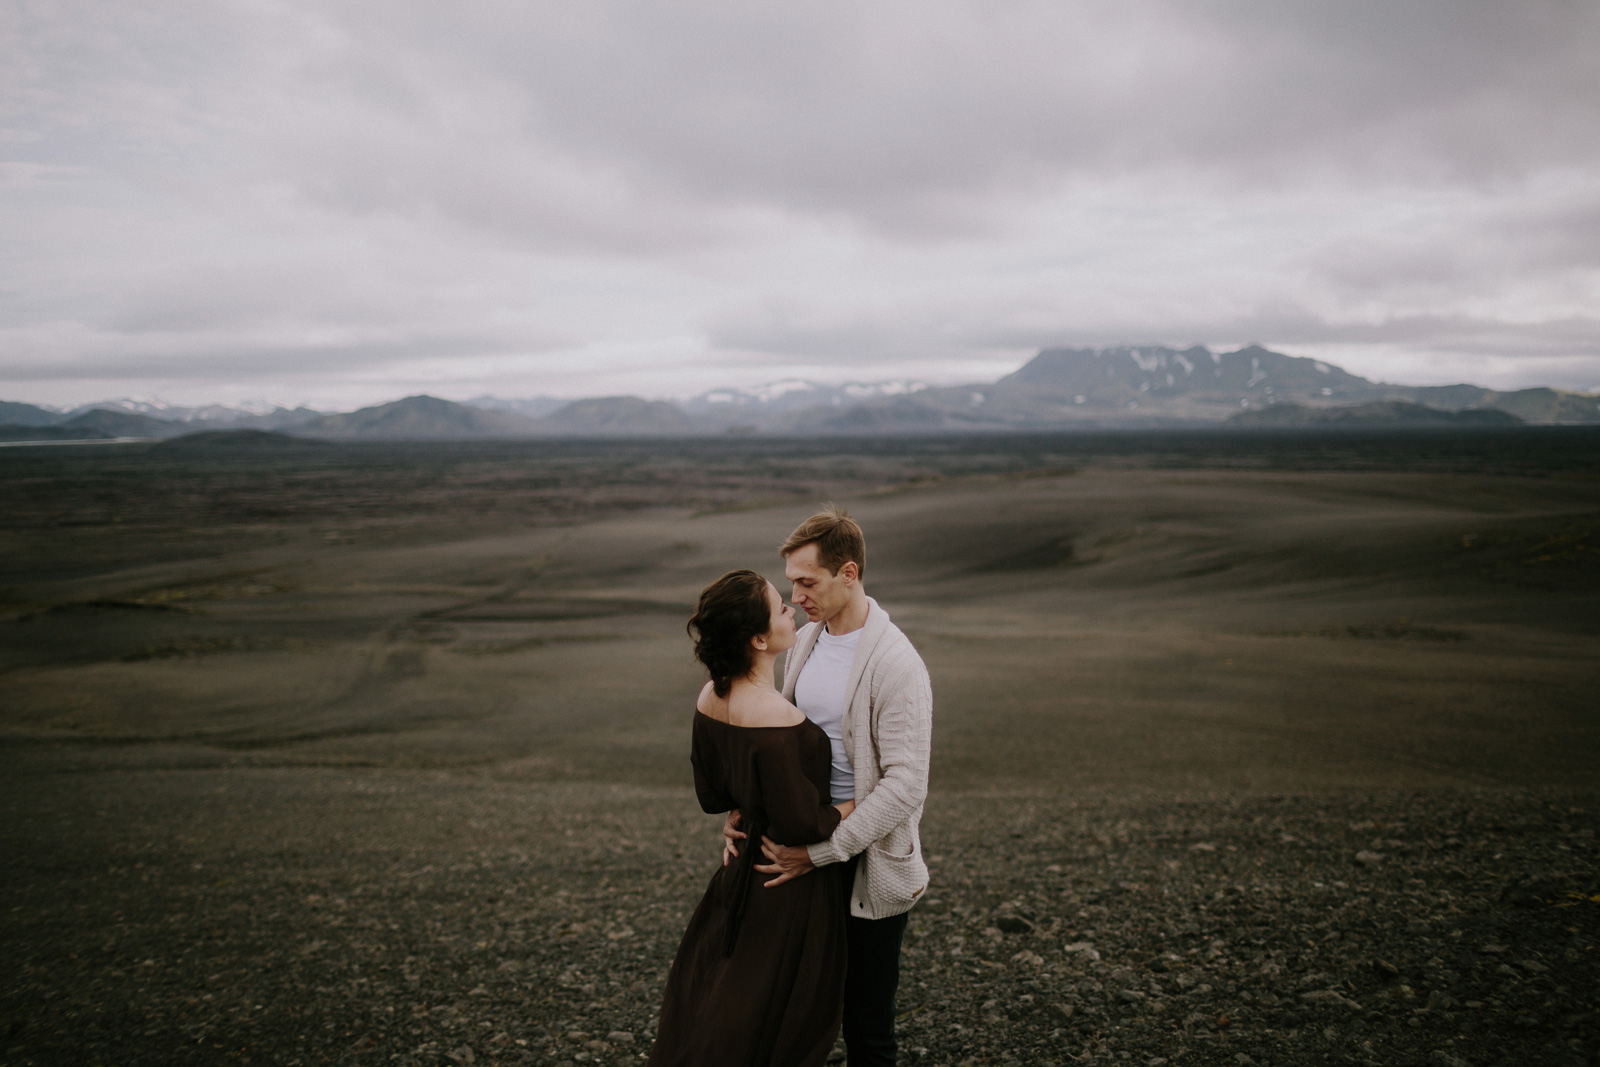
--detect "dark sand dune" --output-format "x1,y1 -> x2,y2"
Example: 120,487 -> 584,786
2,432 -> 1597,1065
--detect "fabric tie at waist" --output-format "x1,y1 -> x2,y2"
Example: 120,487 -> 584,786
720,812 -> 767,957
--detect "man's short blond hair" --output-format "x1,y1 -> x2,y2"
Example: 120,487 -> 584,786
780,503 -> 865,579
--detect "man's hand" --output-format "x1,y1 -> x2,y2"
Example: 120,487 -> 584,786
721,809 -> 746,867
756,837 -> 814,887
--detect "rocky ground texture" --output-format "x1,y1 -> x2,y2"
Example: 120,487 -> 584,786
3,756 -> 1596,1067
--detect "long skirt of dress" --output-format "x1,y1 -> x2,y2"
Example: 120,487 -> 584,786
647,856 -> 847,1067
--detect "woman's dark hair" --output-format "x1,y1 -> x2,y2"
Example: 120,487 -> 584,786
688,570 -> 772,698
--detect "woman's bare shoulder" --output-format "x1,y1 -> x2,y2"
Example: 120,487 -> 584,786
730,688 -> 804,729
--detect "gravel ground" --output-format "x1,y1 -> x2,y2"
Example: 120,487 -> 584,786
3,756 -> 1595,1067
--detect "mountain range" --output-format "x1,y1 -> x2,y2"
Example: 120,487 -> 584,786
4,344 -> 1598,442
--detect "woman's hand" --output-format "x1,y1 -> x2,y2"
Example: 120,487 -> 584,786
833,799 -> 856,820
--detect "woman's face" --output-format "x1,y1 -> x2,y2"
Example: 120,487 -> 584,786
759,580 -> 798,654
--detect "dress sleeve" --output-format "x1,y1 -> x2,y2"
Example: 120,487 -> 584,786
756,733 -> 842,846
691,722 -> 736,814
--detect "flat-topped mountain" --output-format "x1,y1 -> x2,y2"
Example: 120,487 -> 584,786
901,345 -> 1599,428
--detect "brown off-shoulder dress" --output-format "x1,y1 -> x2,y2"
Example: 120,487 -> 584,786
646,712 -> 848,1067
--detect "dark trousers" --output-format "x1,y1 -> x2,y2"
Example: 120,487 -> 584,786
841,857 -> 909,1066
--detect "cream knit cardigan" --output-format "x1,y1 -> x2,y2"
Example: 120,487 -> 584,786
781,597 -> 932,920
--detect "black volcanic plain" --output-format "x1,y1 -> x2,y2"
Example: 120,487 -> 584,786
2,430 -> 1597,1067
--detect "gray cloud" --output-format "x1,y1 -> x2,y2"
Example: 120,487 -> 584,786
3,0 -> 1599,404
0,331 -> 568,382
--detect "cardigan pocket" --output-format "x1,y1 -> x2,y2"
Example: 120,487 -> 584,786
860,840 -> 928,913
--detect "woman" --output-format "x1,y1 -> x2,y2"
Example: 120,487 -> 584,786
648,570 -> 855,1067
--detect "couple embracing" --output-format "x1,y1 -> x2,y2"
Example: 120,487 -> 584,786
647,505 -> 933,1067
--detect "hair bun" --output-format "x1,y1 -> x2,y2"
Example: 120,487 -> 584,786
688,570 -> 772,698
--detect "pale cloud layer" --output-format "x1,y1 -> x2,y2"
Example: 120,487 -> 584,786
3,0 -> 1598,408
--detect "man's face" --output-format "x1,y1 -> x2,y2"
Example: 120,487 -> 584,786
784,542 -> 855,625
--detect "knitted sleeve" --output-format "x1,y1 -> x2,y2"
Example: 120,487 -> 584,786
807,645 -> 932,866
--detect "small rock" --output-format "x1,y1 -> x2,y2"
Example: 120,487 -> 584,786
1516,958 -> 1548,973
1373,959 -> 1400,979
1353,851 -> 1384,867
605,1031 -> 634,1043
1062,941 -> 1101,960
1011,949 -> 1045,967
1189,842 -> 1217,852
1500,880 -> 1563,908
1116,989 -> 1147,1003
1478,943 -> 1508,955
445,1048 -> 476,1066
1301,989 -> 1360,1010
995,916 -> 1034,935
1426,989 -> 1457,1011
1428,1052 -> 1470,1067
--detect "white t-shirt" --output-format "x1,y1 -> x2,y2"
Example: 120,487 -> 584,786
794,622 -> 863,803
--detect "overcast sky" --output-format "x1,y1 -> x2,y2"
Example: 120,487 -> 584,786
4,0 -> 1599,409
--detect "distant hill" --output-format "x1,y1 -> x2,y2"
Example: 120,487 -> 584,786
150,429 -> 334,453
1409,385 -> 1600,425
295,395 -> 538,439
816,397 -> 986,433
1228,401 -> 1524,427
536,396 -> 708,436
58,409 -> 186,438
224,406 -> 325,431
0,400 -> 61,427
683,379 -> 933,426
0,424 -> 113,442
465,395 -> 568,420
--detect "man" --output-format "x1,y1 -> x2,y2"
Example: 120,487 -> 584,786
725,503 -> 933,1066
